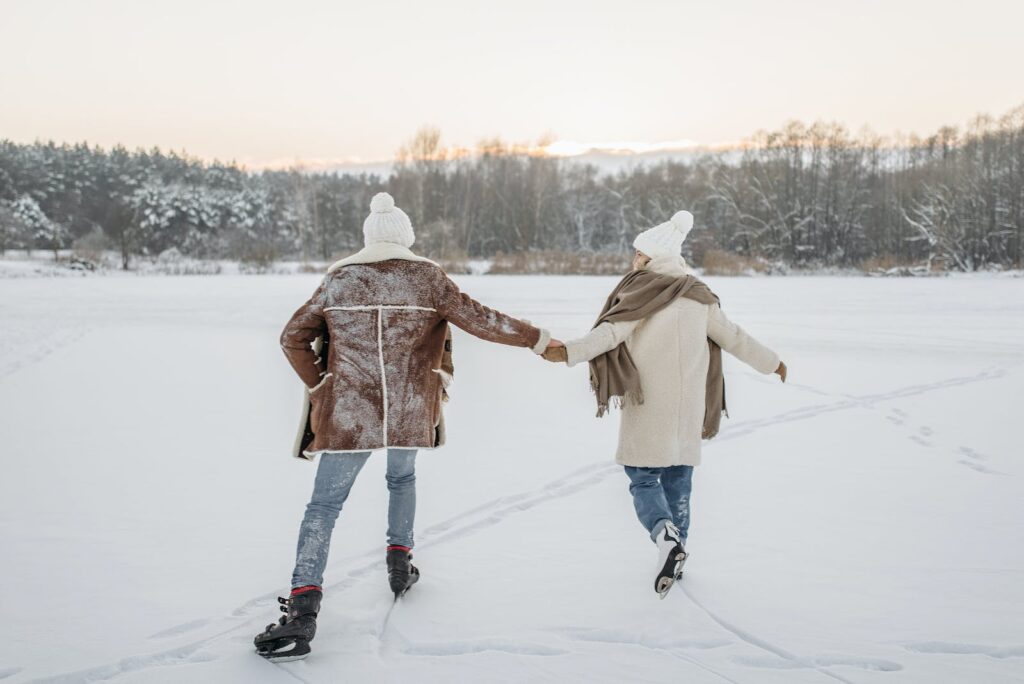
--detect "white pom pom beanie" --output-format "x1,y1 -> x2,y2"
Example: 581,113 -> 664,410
363,192 -> 415,248
632,210 -> 694,259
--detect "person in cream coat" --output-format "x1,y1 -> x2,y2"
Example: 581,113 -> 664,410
545,210 -> 786,597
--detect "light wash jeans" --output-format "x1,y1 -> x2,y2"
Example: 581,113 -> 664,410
291,449 -> 417,589
623,465 -> 694,545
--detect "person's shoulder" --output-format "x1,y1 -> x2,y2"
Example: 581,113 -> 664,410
379,259 -> 448,284
406,259 -> 446,273
670,297 -> 713,321
400,259 -> 448,281
325,258 -> 448,288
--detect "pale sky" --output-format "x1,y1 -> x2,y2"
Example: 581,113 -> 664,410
2,0 -> 1022,168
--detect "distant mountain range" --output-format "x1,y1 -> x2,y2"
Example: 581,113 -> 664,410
245,143 -> 742,177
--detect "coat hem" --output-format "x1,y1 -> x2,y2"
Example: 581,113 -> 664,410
302,444 -> 440,458
615,455 -> 702,468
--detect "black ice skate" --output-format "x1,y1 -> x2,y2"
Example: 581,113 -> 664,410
653,522 -> 687,599
253,587 -> 322,662
387,546 -> 420,600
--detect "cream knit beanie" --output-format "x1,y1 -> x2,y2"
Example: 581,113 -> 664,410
632,211 -> 694,258
363,192 -> 415,248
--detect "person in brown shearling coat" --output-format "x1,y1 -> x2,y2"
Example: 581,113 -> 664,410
255,192 -> 560,662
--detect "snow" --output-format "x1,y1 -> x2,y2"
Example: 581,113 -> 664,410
0,274 -> 1022,683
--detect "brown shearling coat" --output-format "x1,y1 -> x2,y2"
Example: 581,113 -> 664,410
281,245 -> 547,457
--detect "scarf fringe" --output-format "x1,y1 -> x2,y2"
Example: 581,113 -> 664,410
594,389 -> 644,418
588,273 -> 726,436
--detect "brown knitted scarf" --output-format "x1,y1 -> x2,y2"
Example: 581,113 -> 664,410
589,269 -> 727,439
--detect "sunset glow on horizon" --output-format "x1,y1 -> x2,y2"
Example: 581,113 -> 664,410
3,0 -> 1022,169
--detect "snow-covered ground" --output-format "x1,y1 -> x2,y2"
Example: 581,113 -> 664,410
0,274 -> 1022,683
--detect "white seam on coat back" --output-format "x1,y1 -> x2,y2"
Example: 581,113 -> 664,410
324,305 -> 436,312
318,303 -> 435,449
376,308 -> 388,446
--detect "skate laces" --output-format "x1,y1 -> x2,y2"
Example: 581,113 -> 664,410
273,596 -> 291,626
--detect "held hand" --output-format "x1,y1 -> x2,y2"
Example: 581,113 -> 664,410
775,361 -> 787,383
547,338 -> 564,349
542,345 -> 568,364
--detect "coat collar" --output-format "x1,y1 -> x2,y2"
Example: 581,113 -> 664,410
327,242 -> 440,273
643,254 -> 695,278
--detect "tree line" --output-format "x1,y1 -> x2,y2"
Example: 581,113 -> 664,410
1,103 -> 1021,271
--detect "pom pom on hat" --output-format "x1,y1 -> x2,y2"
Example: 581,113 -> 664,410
363,192 -> 415,248
671,210 -> 693,234
370,192 -> 396,213
632,210 -> 695,259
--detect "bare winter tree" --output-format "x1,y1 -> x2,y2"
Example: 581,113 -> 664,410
1,102 -> 1022,271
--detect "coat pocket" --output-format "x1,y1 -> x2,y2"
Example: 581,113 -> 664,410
307,372 -> 334,430
430,370 -> 448,448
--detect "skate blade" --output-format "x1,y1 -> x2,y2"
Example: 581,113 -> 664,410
256,639 -> 309,661
263,653 -> 309,663
674,552 -> 689,580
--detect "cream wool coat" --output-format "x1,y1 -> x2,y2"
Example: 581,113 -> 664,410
564,255 -> 780,467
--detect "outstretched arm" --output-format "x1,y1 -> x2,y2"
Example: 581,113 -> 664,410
280,282 -> 328,388
560,319 -> 641,366
706,305 -> 783,377
436,273 -> 554,354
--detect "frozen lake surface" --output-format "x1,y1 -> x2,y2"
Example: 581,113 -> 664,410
1,274 -> 1022,683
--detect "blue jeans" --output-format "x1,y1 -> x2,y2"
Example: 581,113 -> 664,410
623,465 -> 694,545
291,449 -> 417,588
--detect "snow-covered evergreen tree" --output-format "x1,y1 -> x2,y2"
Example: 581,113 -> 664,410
0,101 -> 1022,270
8,194 -> 67,256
